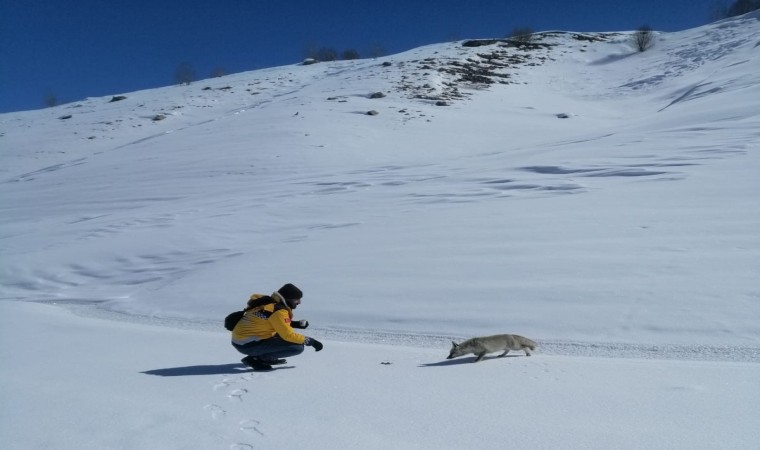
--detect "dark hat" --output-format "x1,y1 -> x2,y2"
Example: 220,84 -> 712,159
278,283 -> 303,300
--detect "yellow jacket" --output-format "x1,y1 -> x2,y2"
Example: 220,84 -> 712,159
231,293 -> 306,346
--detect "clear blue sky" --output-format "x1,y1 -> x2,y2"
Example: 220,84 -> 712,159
0,0 -> 718,113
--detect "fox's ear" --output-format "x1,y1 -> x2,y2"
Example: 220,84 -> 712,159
451,341 -> 459,347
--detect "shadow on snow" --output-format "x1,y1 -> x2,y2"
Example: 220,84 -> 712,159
419,354 -> 523,367
141,363 -> 294,376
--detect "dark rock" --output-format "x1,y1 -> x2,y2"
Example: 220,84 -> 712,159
366,110 -> 379,116
369,92 -> 386,99
109,95 -> 127,103
462,39 -> 501,47
58,115 -> 72,120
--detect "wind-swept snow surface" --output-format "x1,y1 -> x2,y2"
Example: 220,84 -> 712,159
1,12 -> 759,450
2,301 -> 759,450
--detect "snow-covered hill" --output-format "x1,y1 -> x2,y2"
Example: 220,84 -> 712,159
3,13 -> 758,346
1,12 -> 759,450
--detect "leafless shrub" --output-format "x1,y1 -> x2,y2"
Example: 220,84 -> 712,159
723,0 -> 760,17
175,62 -> 196,85
633,25 -> 654,52
316,47 -> 338,61
709,1 -> 730,20
367,42 -> 386,58
210,67 -> 228,78
43,90 -> 58,108
341,49 -> 360,60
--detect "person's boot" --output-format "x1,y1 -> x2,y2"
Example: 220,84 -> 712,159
261,358 -> 287,365
241,356 -> 273,371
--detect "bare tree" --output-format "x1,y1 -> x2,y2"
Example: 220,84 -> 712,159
633,25 -> 654,52
303,43 -> 319,60
175,62 -> 196,85
709,1 -> 730,20
341,49 -> 360,60
316,47 -> 338,62
727,0 -> 760,15
367,42 -> 386,58
43,89 -> 59,107
709,0 -> 758,19
302,44 -> 338,62
210,67 -> 228,78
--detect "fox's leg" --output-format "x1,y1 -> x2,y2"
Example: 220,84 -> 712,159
474,352 -> 487,362
498,349 -> 510,357
524,347 -> 532,356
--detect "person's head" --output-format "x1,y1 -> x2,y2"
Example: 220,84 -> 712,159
278,283 -> 303,309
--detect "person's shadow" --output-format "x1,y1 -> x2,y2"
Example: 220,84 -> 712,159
141,363 -> 293,376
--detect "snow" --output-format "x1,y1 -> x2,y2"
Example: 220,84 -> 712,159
2,301 -> 758,449
1,12 -> 759,450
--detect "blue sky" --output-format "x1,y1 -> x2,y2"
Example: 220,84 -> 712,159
1,0 -> 719,113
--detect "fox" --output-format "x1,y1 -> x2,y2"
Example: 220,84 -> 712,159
447,334 -> 537,362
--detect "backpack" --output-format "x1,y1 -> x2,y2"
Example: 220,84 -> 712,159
224,295 -> 277,331
224,310 -> 246,331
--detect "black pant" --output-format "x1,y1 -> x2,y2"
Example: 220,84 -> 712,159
233,336 -> 304,360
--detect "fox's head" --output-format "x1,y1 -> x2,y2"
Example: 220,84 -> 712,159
447,341 -> 465,359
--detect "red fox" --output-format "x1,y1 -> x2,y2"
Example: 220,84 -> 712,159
447,334 -> 537,362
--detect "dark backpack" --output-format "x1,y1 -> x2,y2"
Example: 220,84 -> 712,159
224,295 -> 277,331
224,310 -> 245,331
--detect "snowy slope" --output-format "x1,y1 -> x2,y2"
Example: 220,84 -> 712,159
2,301 -> 758,450
1,13 -> 759,449
3,14 -> 758,347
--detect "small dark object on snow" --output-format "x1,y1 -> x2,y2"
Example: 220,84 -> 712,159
369,92 -> 386,99
462,39 -> 501,47
366,110 -> 379,116
381,361 -> 392,365
556,113 -> 570,119
58,115 -> 72,120
109,96 -> 127,103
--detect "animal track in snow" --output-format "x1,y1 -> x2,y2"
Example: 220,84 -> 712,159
227,388 -> 248,402
213,381 -> 231,391
213,377 -> 237,391
240,419 -> 265,436
204,404 -> 227,420
205,376 -> 265,449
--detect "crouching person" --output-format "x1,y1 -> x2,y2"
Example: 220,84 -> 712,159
231,283 -> 323,371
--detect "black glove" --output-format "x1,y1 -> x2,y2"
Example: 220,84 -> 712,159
305,337 -> 323,352
291,319 -> 309,329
